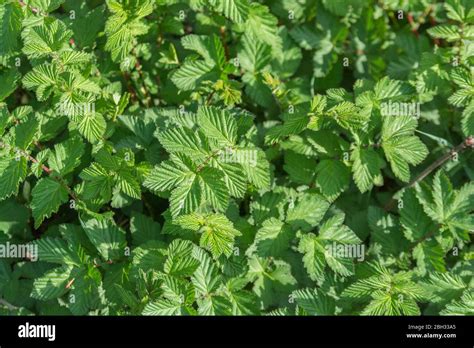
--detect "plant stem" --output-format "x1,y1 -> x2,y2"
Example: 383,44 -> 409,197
131,48 -> 152,107
219,26 -> 230,61
206,90 -> 216,105
407,137 -> 473,188
384,136 -> 474,211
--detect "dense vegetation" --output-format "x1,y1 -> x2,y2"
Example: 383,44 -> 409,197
0,0 -> 473,316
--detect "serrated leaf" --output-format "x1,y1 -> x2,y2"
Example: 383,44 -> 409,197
48,136 -> 84,176
427,25 -> 461,41
254,218 -> 292,257
199,167 -> 229,212
315,160 -> 350,198
80,215 -> 127,260
76,112 -> 107,143
31,178 -> 69,228
197,106 -> 237,147
22,18 -> 72,58
0,2 -> 23,56
218,0 -> 250,23
351,146 -> 384,193
0,157 -> 27,201
170,176 -> 201,217
31,266 -> 72,300
0,68 -> 21,101
170,60 -> 216,91
35,237 -> 80,266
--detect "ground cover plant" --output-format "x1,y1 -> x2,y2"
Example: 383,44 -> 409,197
0,0 -> 473,316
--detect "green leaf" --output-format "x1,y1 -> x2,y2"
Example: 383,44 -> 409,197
48,136 -> 84,176
130,212 -> 161,245
0,2 -> 24,56
30,0 -> 65,13
143,299 -> 186,315
444,0 -> 466,22
164,239 -> 200,277
240,148 -> 270,189
374,77 -> 414,101
22,18 -> 72,58
31,178 -> 69,228
238,31 -> 271,72
104,0 -> 154,62
315,160 -> 351,198
416,171 -> 455,223
0,68 -> 21,101
0,156 -> 27,201
413,240 -> 447,275
144,155 -> 195,193
382,135 -> 428,182
298,233 -> 326,281
283,151 -> 316,185
14,115 -> 40,150
35,237 -> 81,266
177,213 -> 240,258
191,248 -> 222,295
254,218 -> 293,257
427,25 -> 461,41
319,214 -> 361,244
199,167 -> 229,212
245,3 -> 282,52
197,106 -> 237,147
170,60 -> 216,91
158,127 -> 210,161
76,112 -> 107,143
80,215 -> 127,260
286,193 -> 330,231
213,161 -> 247,198
351,146 -> 384,193
292,288 -> 336,315
328,101 -> 367,130
441,291 -> 474,315
170,176 -> 201,217
462,102 -> 474,136
181,34 -> 225,68
400,188 -> 434,242
31,266 -> 72,300
0,260 -> 11,292
115,167 -> 141,199
217,0 -> 250,23
22,63 -> 59,101
80,163 -> 114,201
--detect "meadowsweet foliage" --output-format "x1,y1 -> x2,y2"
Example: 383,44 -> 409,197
0,0 -> 473,317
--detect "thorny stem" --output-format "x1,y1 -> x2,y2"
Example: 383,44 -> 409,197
131,48 -> 152,107
407,13 -> 419,37
407,136 -> 474,188
18,0 -> 47,16
219,26 -> 230,61
384,136 -> 474,211
206,90 -> 216,105
123,72 -> 138,104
